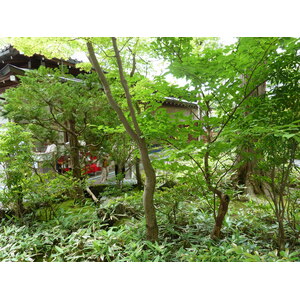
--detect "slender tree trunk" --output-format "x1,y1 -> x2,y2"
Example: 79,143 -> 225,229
204,149 -> 230,240
114,163 -> 126,179
129,49 -> 143,190
86,39 -> 159,241
68,119 -> 84,201
16,191 -> 25,219
115,162 -> 125,188
277,217 -> 285,252
69,119 -> 81,180
139,140 -> 158,241
135,157 -> 143,189
235,82 -> 266,196
211,194 -> 230,239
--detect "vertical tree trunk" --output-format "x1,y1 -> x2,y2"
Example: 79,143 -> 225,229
210,194 -> 230,239
68,119 -> 84,201
135,157 -> 143,189
16,191 -> 25,219
68,119 -> 82,180
114,163 -> 126,179
115,162 -> 126,188
236,146 -> 264,196
87,39 -> 159,241
235,82 -> 266,196
204,149 -> 230,240
277,217 -> 285,252
139,140 -> 158,241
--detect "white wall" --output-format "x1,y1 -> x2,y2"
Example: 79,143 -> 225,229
0,94 -> 9,190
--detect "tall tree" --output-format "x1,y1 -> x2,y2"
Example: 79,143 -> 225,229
153,37 -> 283,238
8,37 -> 159,241
86,38 -> 158,241
233,37 -> 300,250
3,67 -> 115,199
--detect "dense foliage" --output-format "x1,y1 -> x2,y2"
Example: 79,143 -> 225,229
0,184 -> 299,262
0,37 -> 299,261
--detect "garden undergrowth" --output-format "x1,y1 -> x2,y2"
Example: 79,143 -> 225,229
0,186 -> 299,262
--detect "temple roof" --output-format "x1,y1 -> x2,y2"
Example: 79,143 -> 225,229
0,47 -> 198,110
0,45 -> 81,71
162,97 -> 198,109
0,46 -> 85,93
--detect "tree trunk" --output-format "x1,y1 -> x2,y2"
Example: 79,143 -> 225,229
235,146 -> 265,196
277,218 -> 285,252
211,194 -> 230,239
114,163 -> 126,179
135,157 -> 143,189
204,148 -> 231,240
69,119 -> 81,180
68,119 -> 84,201
115,162 -> 126,188
16,191 -> 25,219
235,82 -> 266,196
139,140 -> 158,242
86,40 -> 159,241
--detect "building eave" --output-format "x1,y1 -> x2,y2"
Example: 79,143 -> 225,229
162,97 -> 198,109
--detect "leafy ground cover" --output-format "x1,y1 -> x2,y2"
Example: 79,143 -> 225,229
1,185 -> 299,262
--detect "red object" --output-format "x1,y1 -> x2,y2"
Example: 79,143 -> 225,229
83,163 -> 102,175
58,153 -> 101,175
58,156 -> 66,164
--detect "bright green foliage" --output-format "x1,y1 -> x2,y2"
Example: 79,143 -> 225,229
152,37 -> 300,235
3,67 -> 117,174
25,173 -> 86,221
0,185 -> 299,262
231,38 -> 300,248
0,37 -> 299,260
0,123 -> 87,219
3,67 -> 110,138
0,123 -> 34,216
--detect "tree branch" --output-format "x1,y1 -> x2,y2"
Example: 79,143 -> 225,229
86,41 -> 139,142
111,37 -> 143,138
211,79 -> 270,144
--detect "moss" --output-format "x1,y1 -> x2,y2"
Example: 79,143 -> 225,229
57,199 -> 76,210
34,198 -> 95,221
57,199 -> 94,214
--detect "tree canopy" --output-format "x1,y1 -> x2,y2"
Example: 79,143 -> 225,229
0,36 -> 299,261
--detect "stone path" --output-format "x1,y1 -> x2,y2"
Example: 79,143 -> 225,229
88,171 -> 137,186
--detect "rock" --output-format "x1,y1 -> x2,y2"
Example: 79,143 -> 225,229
158,180 -> 177,191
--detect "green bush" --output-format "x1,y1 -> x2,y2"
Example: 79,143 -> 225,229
0,186 -> 299,262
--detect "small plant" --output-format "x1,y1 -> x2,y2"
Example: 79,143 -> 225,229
0,123 -> 35,219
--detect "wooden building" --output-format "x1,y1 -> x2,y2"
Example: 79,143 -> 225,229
160,96 -> 198,119
0,45 -> 82,94
0,45 -> 200,179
